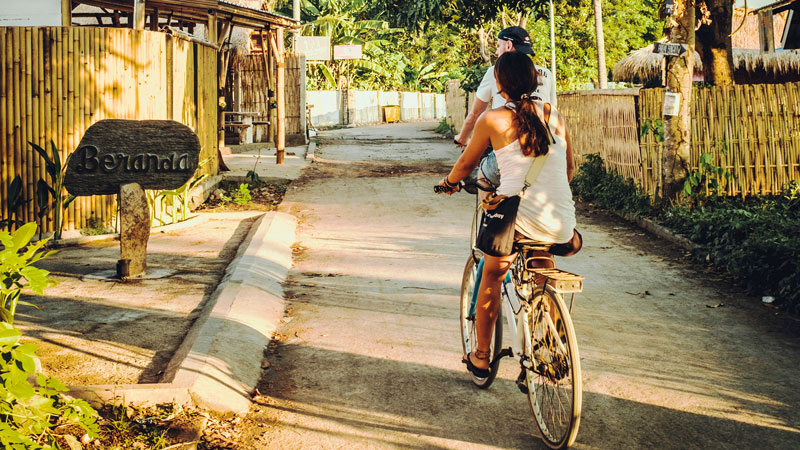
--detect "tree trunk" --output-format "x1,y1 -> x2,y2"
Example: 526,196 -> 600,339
593,0 -> 607,88
696,0 -> 734,85
662,0 -> 695,201
478,27 -> 491,64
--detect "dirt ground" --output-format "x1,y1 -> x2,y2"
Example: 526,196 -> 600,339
17,211 -> 263,386
235,122 -> 800,449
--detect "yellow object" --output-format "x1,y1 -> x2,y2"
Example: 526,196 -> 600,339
383,105 -> 400,123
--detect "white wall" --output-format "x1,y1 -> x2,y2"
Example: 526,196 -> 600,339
354,90 -> 380,124
308,89 -> 445,127
307,90 -> 341,127
0,0 -> 61,26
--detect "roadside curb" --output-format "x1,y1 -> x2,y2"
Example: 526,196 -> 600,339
611,210 -> 699,252
69,211 -> 297,415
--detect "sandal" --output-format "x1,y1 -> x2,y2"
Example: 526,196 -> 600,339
462,350 -> 491,378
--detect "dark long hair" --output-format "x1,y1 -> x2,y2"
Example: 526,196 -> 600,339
494,52 -> 550,157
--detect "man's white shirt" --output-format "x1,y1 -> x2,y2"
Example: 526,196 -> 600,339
475,64 -> 557,109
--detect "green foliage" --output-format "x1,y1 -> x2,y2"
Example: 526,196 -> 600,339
459,64 -> 489,93
0,222 -> 99,448
0,223 -> 57,324
0,322 -> 100,449
662,192 -> 800,311
682,153 -> 732,203
30,141 -> 76,241
0,176 -> 28,232
231,184 -> 252,206
80,214 -> 110,236
571,154 -> 654,216
435,118 -> 456,138
639,118 -> 664,142
219,184 -> 252,206
150,158 -> 211,226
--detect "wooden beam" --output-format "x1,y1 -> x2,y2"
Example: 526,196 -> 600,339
149,9 -> 159,31
207,12 -> 218,45
759,10 -> 775,53
274,28 -> 286,164
133,0 -> 146,30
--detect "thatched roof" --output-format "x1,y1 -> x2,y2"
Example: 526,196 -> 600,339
612,43 -> 800,83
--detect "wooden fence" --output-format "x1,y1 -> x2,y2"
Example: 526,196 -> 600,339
558,83 -> 800,197
0,27 -> 218,233
232,52 -> 304,143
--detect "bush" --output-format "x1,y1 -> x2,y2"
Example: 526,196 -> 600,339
572,154 -> 800,312
435,118 -> 455,138
571,154 -> 653,216
0,223 -> 100,448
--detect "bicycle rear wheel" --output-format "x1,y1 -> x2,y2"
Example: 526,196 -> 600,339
460,256 -> 502,388
525,287 -> 581,449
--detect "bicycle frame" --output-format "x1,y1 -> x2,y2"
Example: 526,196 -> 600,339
470,256 -> 552,370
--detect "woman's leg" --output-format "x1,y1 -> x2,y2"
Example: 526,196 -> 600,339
471,253 -> 517,369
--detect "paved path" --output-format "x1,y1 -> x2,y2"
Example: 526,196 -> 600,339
243,122 -> 800,449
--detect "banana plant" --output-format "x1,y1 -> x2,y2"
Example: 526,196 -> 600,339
30,141 -> 76,241
158,158 -> 211,224
1,176 -> 29,232
0,222 -> 57,324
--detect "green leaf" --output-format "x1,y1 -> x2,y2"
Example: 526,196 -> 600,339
683,181 -> 692,196
63,194 -> 77,209
11,223 -> 37,249
0,326 -> 21,346
50,140 -> 61,172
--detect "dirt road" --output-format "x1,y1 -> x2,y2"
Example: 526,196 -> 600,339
242,122 -> 800,449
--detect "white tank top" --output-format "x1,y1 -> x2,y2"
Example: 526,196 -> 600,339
493,102 -> 576,244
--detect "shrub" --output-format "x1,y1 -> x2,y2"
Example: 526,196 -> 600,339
0,223 -> 100,448
571,153 -> 653,217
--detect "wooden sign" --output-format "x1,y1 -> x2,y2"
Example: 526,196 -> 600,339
653,42 -> 687,57
64,120 -> 201,196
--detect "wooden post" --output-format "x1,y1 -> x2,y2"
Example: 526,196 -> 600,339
61,0 -> 72,26
271,28 -> 286,164
133,0 -> 146,30
758,10 -> 775,54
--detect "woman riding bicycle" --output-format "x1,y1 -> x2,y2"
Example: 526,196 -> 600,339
436,51 -> 579,377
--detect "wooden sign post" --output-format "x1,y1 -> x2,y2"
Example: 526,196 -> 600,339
65,120 -> 201,279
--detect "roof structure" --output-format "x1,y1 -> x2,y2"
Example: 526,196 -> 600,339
73,0 -> 299,29
612,42 -> 800,83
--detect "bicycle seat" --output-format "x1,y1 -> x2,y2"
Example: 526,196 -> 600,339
514,239 -> 552,252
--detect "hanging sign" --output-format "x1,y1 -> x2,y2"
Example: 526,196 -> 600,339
296,36 -> 331,61
333,44 -> 362,60
654,42 -> 687,56
665,0 -> 674,16
663,92 -> 681,116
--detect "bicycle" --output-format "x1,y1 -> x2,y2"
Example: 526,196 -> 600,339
436,179 -> 584,449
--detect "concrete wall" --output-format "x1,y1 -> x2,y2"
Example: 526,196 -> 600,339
353,90 -> 380,124
307,90 -> 341,127
308,89 -> 445,127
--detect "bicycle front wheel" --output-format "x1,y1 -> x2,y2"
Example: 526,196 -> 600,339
525,287 -> 582,449
460,256 -> 502,389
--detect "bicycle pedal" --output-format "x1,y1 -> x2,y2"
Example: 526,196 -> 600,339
516,369 -> 529,394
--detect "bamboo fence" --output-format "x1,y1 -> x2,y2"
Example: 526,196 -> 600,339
232,52 -> 304,142
558,90 -> 642,182
639,82 -> 800,197
0,26 -> 218,233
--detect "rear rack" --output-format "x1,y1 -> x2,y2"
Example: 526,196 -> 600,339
530,268 -> 584,294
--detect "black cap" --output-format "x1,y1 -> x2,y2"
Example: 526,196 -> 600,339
498,26 -> 534,56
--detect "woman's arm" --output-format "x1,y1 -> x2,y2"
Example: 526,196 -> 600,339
551,109 -> 574,182
441,112 -> 493,187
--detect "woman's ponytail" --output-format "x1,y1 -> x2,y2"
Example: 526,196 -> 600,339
494,52 -> 550,157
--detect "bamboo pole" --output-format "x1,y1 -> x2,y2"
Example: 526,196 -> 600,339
24,28 -> 34,223
0,29 -> 7,221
